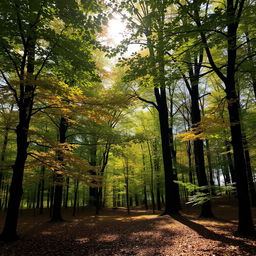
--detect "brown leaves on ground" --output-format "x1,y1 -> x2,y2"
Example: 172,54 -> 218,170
0,203 -> 255,256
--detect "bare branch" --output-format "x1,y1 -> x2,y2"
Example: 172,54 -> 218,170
0,70 -> 19,104
130,89 -> 158,110
199,92 -> 211,99
1,47 -> 21,79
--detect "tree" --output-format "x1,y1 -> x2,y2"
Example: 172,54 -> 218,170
0,0 -> 103,241
115,0 -> 180,214
176,0 -> 255,236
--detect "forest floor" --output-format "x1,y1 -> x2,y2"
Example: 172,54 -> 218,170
0,197 -> 256,256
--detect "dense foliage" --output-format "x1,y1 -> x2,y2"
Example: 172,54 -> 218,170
0,0 -> 255,242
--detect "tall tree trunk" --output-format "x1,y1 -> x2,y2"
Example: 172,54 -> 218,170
195,0 -> 254,234
169,91 -> 181,210
1,36 -> 36,241
223,2 -> 254,233
190,78 -> 213,218
225,84 -> 254,233
146,6 -> 180,214
182,49 -> 213,217
51,117 -> 68,221
1,102 -> 32,241
157,97 -> 180,214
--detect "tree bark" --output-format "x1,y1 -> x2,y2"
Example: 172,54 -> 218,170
181,49 -> 213,217
190,67 -> 213,218
51,117 -> 68,221
1,35 -> 36,241
169,89 -> 181,209
157,95 -> 180,214
145,4 -> 180,214
224,1 -> 254,233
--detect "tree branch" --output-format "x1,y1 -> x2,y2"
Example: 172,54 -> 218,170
0,70 -> 19,104
130,89 -> 159,110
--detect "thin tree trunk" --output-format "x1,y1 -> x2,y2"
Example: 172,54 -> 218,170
39,166 -> 45,214
222,155 -> 231,185
89,138 -> 97,207
205,140 -> 215,195
0,125 -> 11,209
64,177 -> 69,208
0,103 -> 14,211
224,141 -> 236,183
113,182 -> 116,207
124,158 -> 130,214
187,141 -> 194,184
191,88 -> 213,217
47,186 -> 50,209
141,144 -> 148,210
146,141 -> 155,213
73,179 -> 79,216
153,140 -> 161,210
243,136 -> 256,207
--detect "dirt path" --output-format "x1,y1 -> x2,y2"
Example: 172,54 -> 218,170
0,207 -> 256,256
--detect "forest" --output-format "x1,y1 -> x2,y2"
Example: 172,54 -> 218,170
0,0 -> 256,255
